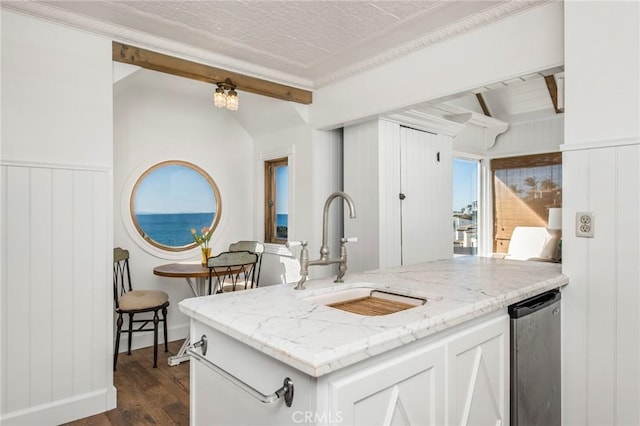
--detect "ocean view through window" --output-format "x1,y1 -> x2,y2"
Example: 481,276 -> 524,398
265,157 -> 288,244
131,161 -> 221,251
453,158 -> 479,255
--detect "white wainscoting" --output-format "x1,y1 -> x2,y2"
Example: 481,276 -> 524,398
561,141 -> 640,425
1,162 -> 115,425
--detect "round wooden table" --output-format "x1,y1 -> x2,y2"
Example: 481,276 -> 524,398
153,261 -> 244,366
153,262 -> 212,297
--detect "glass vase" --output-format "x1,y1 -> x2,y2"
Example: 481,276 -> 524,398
201,247 -> 211,266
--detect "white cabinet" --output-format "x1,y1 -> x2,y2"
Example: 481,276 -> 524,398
344,119 -> 453,272
446,313 -> 510,426
326,342 -> 445,425
323,311 -> 509,426
189,322 -> 316,426
189,312 -> 509,426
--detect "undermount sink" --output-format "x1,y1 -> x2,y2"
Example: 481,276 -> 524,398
303,287 -> 427,316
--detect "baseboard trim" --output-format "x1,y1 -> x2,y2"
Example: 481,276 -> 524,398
0,387 -> 117,425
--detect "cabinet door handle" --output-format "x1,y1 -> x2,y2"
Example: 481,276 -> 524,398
399,193 -> 406,200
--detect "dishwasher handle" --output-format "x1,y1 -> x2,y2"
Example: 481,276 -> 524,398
508,289 -> 561,319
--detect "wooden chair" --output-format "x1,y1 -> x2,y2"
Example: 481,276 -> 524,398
228,240 -> 265,289
113,247 -> 169,370
207,251 -> 258,295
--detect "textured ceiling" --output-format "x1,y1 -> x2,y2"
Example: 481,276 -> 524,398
13,0 -> 545,88
6,0 -> 561,124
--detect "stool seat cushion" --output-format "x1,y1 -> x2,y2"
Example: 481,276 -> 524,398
221,281 -> 250,292
119,290 -> 169,311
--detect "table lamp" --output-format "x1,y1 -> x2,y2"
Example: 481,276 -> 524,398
547,208 -> 562,261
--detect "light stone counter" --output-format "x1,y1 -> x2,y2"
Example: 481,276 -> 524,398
179,256 -> 567,377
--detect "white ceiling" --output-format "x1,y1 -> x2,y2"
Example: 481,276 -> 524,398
6,0 -> 562,124
10,0 -> 547,89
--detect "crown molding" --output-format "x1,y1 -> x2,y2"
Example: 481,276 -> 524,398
2,0 -> 548,90
315,0 -> 548,87
1,1 -> 314,90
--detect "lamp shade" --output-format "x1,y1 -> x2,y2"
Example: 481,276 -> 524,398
547,208 -> 562,231
226,89 -> 238,111
214,88 -> 227,108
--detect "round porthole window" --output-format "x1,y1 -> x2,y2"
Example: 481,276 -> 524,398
129,160 -> 222,252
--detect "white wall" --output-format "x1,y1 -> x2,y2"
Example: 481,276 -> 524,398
491,115 -> 564,157
310,128 -> 345,277
114,68 -> 256,348
312,1 -> 564,130
453,115 -> 564,158
253,123 -> 344,283
562,2 -> 640,425
5,2 -> 638,425
343,120 -> 384,272
1,10 -> 115,425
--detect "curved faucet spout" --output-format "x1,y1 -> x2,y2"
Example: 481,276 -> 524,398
291,192 -> 357,289
319,191 -> 357,259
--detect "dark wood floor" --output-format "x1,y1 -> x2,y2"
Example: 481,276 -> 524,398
64,340 -> 190,426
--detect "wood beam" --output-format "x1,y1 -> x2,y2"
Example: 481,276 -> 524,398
544,75 -> 562,113
112,42 -> 312,105
475,93 -> 491,117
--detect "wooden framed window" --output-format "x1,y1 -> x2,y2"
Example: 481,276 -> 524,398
130,160 -> 222,252
491,152 -> 562,253
264,157 -> 288,244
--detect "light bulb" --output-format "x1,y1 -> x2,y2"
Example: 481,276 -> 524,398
213,87 -> 226,108
226,89 -> 238,111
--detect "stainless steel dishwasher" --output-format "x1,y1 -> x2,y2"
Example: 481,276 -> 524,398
509,289 -> 561,426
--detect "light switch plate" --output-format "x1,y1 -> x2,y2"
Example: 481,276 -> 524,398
576,212 -> 595,238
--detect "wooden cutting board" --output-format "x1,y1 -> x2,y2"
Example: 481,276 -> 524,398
328,296 -> 417,316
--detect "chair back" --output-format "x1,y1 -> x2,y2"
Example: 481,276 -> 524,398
207,250 -> 259,294
113,247 -> 132,309
279,256 -> 301,284
506,226 -> 554,260
229,241 -> 265,287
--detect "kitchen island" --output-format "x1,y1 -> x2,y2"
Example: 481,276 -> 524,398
180,256 -> 567,425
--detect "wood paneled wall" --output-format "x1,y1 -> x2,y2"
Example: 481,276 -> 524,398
1,163 -> 113,424
562,143 -> 640,425
491,115 -> 564,157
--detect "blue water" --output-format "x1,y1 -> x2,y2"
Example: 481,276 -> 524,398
136,212 -> 215,247
276,214 -> 288,239
276,214 -> 288,227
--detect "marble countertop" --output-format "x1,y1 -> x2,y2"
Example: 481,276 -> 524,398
179,256 -> 568,377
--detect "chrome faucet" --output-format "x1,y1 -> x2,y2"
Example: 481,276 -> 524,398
287,192 -> 357,290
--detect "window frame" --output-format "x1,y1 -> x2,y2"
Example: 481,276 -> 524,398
490,152 -> 562,253
128,159 -> 222,253
264,157 -> 288,244
452,156 -> 481,256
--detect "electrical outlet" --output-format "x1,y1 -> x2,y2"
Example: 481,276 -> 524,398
576,212 -> 595,238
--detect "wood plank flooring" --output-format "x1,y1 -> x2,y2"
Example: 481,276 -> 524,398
63,340 -> 190,426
